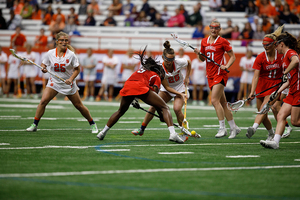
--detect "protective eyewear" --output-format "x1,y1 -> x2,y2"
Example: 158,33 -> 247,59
275,39 -> 284,46
57,39 -> 69,42
163,54 -> 175,62
209,25 -> 220,30
262,41 -> 275,47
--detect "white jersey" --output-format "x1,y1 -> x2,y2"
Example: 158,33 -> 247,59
191,58 -> 206,85
175,55 -> 190,77
102,55 -> 119,85
22,51 -> 38,78
0,52 -> 8,78
42,48 -> 80,95
121,55 -> 139,81
82,55 -> 98,82
239,56 -> 255,84
160,58 -> 188,97
7,54 -> 20,79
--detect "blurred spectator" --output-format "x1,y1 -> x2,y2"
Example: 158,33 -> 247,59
49,15 -> 65,35
192,21 -> 205,39
7,10 -> 22,30
68,7 -> 79,25
12,0 -> 24,15
191,56 -> 206,106
290,0 -> 300,16
0,46 -> 8,96
63,0 -> 76,4
10,26 -> 26,47
108,0 -> 122,15
140,0 -> 150,15
6,49 -> 20,98
178,4 -> 188,20
78,0 -> 88,15
234,0 -> 247,12
7,0 -> 14,9
134,10 -> 151,27
130,5 -> 139,20
96,49 -> 119,102
29,0 -> 38,6
84,10 -> 96,26
34,28 -> 48,48
261,16 -> 272,34
209,0 -> 222,11
272,15 -> 281,32
186,5 -> 202,27
120,48 -> 139,84
231,25 -> 240,40
238,22 -> 254,41
250,15 -> 259,31
124,10 -> 134,26
20,1 -> 33,19
221,0 -> 234,12
31,4 -> 42,20
220,19 -> 233,39
175,47 -> 190,78
197,2 -> 206,25
148,7 -> 157,22
0,9 -> 7,29
87,0 -> 101,15
274,0 -> 283,15
64,17 -> 78,34
52,7 -> 66,23
42,8 -> 52,25
258,0 -> 276,18
167,8 -> 185,27
279,3 -> 299,24
153,12 -> 165,27
161,5 -> 170,23
245,0 -> 258,18
253,24 -> 265,40
100,11 -> 117,26
122,0 -> 134,15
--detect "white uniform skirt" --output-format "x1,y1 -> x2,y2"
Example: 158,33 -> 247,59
240,71 -> 254,84
46,79 -> 79,95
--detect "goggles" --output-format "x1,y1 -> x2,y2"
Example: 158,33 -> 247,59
209,25 -> 220,30
57,39 -> 69,42
163,54 -> 175,62
262,41 -> 275,47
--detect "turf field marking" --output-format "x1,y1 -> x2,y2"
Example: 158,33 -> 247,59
295,159 -> 300,161
0,104 -> 64,109
158,152 -> 194,155
226,155 -> 260,158
0,143 -> 10,145
1,165 -> 300,178
97,149 -> 130,152
118,121 -> 141,123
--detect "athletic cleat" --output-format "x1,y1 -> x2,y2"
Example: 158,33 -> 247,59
132,129 -> 144,136
260,139 -> 279,149
91,124 -> 98,134
282,126 -> 292,138
228,126 -> 241,139
97,130 -> 106,140
169,134 -> 184,144
26,124 -> 37,132
266,130 -> 275,141
246,127 -> 255,139
178,134 -> 188,142
215,128 -> 227,138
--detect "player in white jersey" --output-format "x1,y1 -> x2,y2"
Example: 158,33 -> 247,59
96,49 -> 119,102
132,41 -> 192,141
175,47 -> 191,78
6,52 -> 20,98
237,49 -> 255,101
26,32 -> 98,134
82,47 -> 98,101
191,56 -> 206,106
21,44 -> 38,98
0,46 -> 8,96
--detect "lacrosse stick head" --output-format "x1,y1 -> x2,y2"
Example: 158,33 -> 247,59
226,100 -> 245,112
10,49 -> 27,61
170,33 -> 190,49
256,102 -> 271,114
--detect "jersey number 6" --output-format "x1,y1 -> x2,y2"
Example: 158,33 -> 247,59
54,63 -> 66,72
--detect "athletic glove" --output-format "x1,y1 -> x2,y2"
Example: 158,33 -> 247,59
282,74 -> 288,83
131,99 -> 140,109
269,91 -> 278,102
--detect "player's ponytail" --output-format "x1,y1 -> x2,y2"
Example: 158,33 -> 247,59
163,41 -> 174,57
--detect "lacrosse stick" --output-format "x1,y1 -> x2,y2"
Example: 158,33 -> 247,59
182,85 -> 189,130
10,49 -> 66,84
227,82 -> 282,112
171,33 -> 230,73
131,99 -> 201,138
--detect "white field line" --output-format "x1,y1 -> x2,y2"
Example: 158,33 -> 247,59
158,152 -> 194,155
0,143 -> 10,145
0,142 -> 299,150
0,104 -> 64,109
1,165 -> 300,178
294,159 -> 300,161
226,155 -> 260,158
97,149 -> 130,152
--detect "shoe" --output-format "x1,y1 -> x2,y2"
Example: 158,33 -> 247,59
132,128 -> 144,136
97,130 -> 106,140
95,96 -> 101,102
228,126 -> 241,139
260,139 -> 279,149
26,124 -> 37,132
178,134 -> 188,142
91,124 -> 98,134
199,100 -> 205,106
282,126 -> 292,138
89,96 -> 95,102
169,134 -> 184,144
192,100 -> 197,105
266,130 -> 275,141
246,127 -> 255,139
215,128 -> 227,138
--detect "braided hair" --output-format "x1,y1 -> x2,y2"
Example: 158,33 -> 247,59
138,46 -> 165,80
276,32 -> 300,54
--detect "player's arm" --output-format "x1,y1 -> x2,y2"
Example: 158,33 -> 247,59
41,63 -> 48,73
184,60 -> 192,86
193,48 -> 205,62
65,66 -> 80,85
248,69 -> 260,100
161,79 -> 187,100
223,50 -> 236,70
283,55 -> 300,75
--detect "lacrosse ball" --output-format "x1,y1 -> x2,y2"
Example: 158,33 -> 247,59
191,131 -> 196,135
